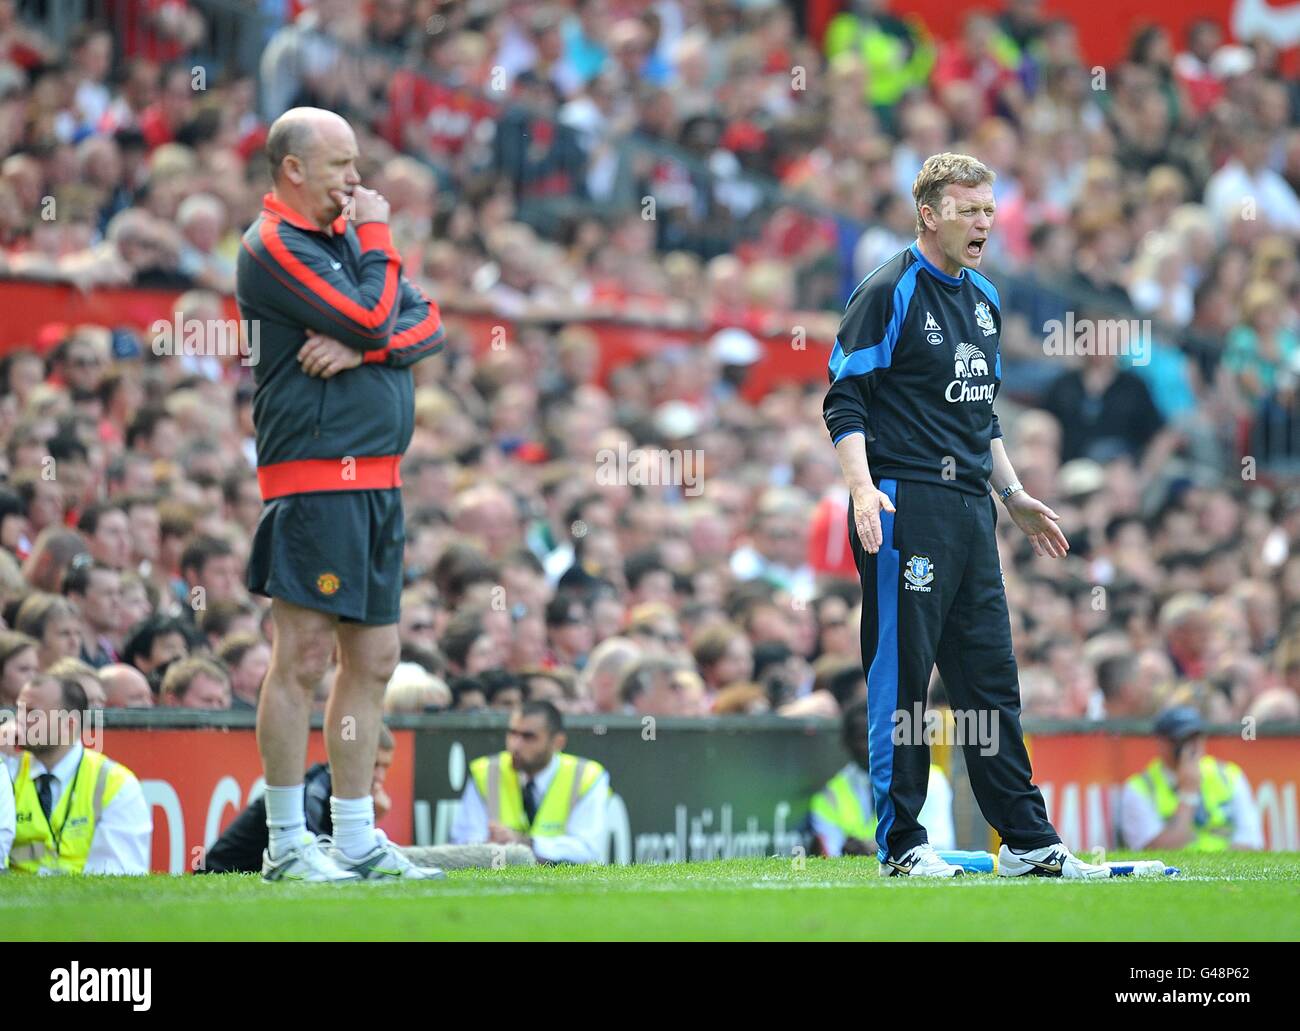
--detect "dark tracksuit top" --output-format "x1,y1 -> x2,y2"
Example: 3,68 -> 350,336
823,242 -> 1057,863
822,241 -> 1003,494
236,193 -> 445,501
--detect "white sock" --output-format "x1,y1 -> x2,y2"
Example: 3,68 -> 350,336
330,795 -> 377,859
264,784 -> 306,860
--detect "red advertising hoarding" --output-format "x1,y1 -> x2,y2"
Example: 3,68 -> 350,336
1025,732 -> 1300,853
99,727 -> 415,874
0,280 -> 832,403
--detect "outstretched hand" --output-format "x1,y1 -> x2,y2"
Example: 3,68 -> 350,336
298,333 -> 362,379
1005,493 -> 1070,558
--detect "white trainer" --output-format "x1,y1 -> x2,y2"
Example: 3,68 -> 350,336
997,843 -> 1111,880
328,830 -> 446,881
879,842 -> 964,878
262,832 -> 362,883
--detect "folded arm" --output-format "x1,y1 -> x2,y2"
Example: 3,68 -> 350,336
242,220 -> 403,351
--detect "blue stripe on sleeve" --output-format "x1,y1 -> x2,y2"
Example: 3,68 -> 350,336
832,429 -> 865,446
827,263 -> 921,384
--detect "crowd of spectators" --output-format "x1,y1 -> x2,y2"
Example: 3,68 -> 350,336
0,0 -> 1296,740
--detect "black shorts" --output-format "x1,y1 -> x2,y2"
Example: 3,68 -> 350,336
246,488 -> 405,625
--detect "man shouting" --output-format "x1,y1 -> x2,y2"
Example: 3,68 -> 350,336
824,152 -> 1109,879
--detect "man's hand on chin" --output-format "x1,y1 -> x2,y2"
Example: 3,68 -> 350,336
298,333 -> 363,378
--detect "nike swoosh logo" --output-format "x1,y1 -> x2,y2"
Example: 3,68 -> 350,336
885,859 -> 913,874
1021,857 -> 1063,874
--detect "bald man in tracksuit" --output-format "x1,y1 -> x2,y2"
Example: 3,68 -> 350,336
824,152 -> 1109,879
236,107 -> 444,882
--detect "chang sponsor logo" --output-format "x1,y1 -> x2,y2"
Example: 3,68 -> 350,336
944,342 -> 996,404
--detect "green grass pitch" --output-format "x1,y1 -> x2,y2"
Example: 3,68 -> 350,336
4,853 -> 1298,941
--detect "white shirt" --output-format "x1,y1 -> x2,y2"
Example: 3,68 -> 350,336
811,763 -> 955,857
1204,160 -> 1300,233
0,760 -> 13,870
1118,763 -> 1264,851
451,753 -> 610,864
542,542 -> 575,587
3,743 -> 152,875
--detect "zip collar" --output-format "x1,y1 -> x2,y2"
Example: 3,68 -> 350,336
909,241 -> 965,286
262,192 -> 348,236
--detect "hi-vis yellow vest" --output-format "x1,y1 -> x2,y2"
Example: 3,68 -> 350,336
810,765 -> 877,842
10,749 -> 135,874
470,752 -> 604,837
1125,755 -> 1240,852
809,764 -> 946,844
823,14 -> 937,107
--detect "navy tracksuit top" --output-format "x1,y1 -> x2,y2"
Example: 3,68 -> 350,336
823,242 -> 1004,496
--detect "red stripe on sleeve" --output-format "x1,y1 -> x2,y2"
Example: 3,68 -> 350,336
390,307 -> 443,350
259,218 -> 400,330
356,221 -> 400,260
243,239 -> 392,341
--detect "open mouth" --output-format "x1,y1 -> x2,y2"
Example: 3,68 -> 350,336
966,238 -> 986,259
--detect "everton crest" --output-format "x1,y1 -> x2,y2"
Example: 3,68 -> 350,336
904,554 -> 934,592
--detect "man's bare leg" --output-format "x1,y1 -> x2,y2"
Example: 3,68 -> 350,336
326,620 -> 399,857
259,597 -> 337,858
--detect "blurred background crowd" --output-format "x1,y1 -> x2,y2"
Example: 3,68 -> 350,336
0,0 -> 1297,734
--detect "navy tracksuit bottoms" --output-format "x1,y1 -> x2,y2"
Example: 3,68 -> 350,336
849,477 -> 1059,860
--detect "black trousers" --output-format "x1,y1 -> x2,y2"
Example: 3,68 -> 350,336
849,478 -> 1058,859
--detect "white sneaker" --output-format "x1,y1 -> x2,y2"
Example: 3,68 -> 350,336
879,842 -> 964,878
328,830 -> 446,881
997,843 -> 1111,880
262,833 -> 362,883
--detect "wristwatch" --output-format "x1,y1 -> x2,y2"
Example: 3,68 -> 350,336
997,482 -> 1024,503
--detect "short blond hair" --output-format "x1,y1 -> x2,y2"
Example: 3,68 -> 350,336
912,152 -> 996,235
46,656 -> 96,680
384,662 -> 451,714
